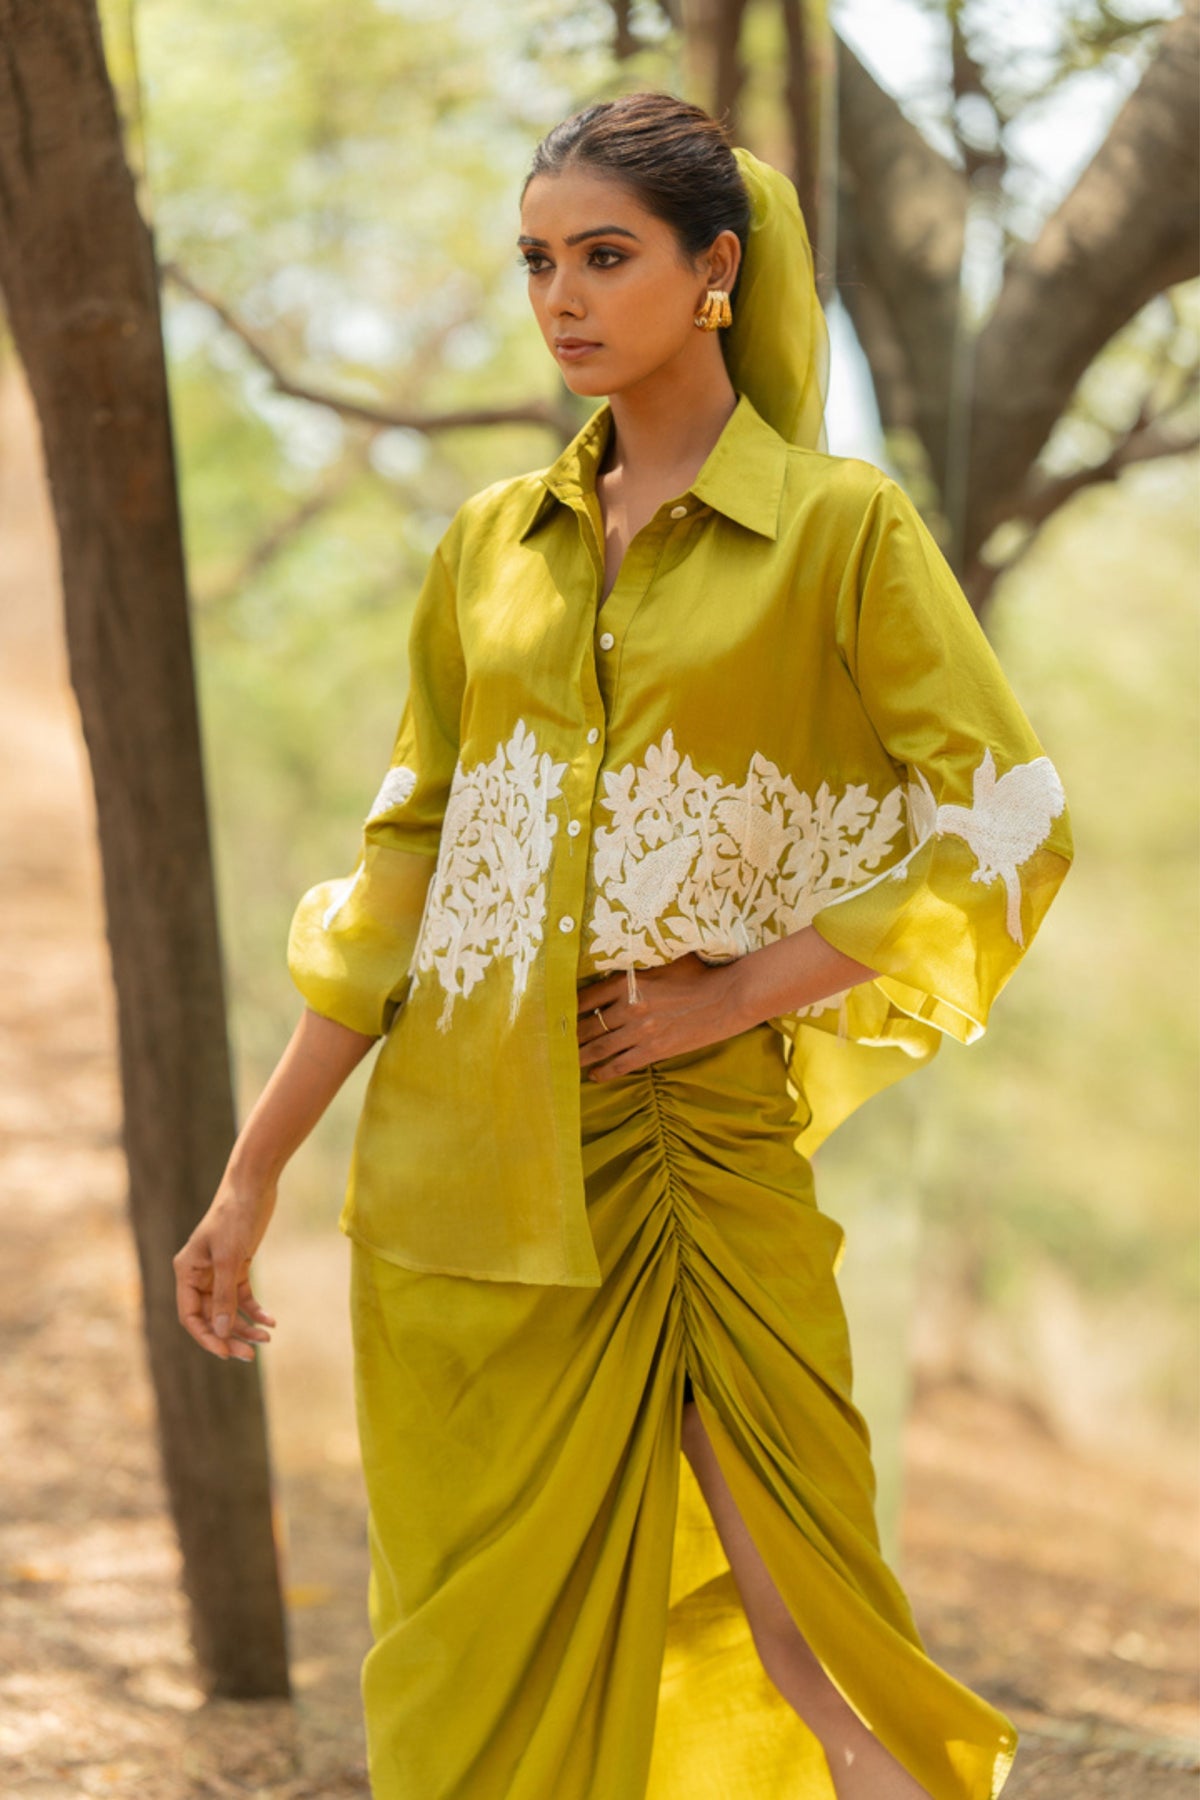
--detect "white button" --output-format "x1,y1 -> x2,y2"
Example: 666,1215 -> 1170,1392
586,726 -> 600,744
558,914 -> 576,934
598,630 -> 615,650
567,819 -> 582,837
669,504 -> 688,518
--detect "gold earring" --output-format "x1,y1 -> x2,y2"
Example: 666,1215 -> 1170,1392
693,288 -> 732,331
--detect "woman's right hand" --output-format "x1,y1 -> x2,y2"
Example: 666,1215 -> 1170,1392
170,1004 -> 379,1362
173,1173 -> 279,1363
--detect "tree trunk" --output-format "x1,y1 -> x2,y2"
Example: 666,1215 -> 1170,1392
834,33 -> 968,498
680,0 -> 752,135
780,0 -> 821,273
0,0 -> 289,1697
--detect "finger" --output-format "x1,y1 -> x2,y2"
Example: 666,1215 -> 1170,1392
180,1289 -> 240,1359
579,1025 -> 636,1069
210,1257 -> 244,1342
230,1312 -> 272,1344
578,1020 -> 622,1060
239,1296 -> 278,1327
587,1047 -> 643,1081
575,976 -> 625,1015
235,1281 -> 277,1328
576,1008 -> 620,1047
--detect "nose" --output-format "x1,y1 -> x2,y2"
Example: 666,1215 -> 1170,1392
545,266 -> 583,319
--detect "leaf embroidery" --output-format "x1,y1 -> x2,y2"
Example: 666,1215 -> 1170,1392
320,764 -> 419,931
321,864 -> 364,933
366,764 -> 417,822
410,720 -> 568,1029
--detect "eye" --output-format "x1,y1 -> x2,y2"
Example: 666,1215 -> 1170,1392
588,246 -> 624,267
516,246 -> 626,274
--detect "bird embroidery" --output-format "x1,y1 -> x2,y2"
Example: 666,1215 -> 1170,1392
933,747 -> 1067,945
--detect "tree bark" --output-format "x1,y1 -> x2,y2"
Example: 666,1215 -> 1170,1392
779,0 -> 820,266
680,0 -> 751,134
834,34 -> 968,493
0,0 -> 289,1697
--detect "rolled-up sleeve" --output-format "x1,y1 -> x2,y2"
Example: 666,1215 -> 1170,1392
286,529 -> 466,1039
808,476 -> 1074,1045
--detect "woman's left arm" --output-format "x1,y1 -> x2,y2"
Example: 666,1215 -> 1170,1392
581,472 -> 1075,1080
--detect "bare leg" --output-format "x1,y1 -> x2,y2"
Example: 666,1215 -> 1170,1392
681,1397 -> 933,1800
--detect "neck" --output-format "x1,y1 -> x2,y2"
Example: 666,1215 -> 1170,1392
600,350 -> 739,487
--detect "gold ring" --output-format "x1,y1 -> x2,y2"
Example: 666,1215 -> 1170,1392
594,1007 -> 610,1033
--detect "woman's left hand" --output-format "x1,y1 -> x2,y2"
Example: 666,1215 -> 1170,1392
577,953 -> 751,1080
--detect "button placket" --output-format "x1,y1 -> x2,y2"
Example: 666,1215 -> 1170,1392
568,500 -> 674,977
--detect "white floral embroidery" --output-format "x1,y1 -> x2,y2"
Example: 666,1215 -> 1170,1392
583,733 -> 1066,1008
366,763 -> 417,821
583,730 -> 908,982
410,720 -> 568,1029
320,765 -> 418,931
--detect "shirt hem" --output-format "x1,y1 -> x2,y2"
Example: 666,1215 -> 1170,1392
339,1214 -> 605,1288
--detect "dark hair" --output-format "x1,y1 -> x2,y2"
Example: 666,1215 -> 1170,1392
522,91 -> 751,298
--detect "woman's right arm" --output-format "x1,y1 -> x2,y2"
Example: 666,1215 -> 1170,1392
172,1005 -> 377,1362
180,517 -> 468,1360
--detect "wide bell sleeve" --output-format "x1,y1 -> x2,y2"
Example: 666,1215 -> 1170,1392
783,474 -> 1074,1154
285,534 -> 465,1039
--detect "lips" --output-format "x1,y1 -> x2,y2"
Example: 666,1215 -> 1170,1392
556,338 -> 601,349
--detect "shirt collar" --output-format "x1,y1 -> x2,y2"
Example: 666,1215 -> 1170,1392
518,389 -> 788,543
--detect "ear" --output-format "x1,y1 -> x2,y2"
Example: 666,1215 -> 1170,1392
704,228 -> 741,294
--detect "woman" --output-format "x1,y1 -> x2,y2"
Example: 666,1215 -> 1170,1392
174,91 -> 1073,1800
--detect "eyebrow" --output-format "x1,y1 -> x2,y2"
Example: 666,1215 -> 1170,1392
516,225 -> 642,249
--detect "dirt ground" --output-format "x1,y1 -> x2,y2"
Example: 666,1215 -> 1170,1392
1,367 -> 1197,1797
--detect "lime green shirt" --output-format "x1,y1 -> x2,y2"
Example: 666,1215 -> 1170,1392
287,390 -> 1073,1287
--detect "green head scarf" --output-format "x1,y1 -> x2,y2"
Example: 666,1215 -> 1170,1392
725,146 -> 831,455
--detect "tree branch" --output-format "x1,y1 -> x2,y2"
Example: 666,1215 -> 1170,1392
1017,405 -> 1198,533
194,451 -> 369,611
160,261 -> 579,442
970,398 -> 1198,612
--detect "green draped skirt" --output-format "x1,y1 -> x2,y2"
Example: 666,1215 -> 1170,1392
348,1020 -> 1017,1798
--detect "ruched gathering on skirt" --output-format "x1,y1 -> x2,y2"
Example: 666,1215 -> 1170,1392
349,1020 -> 1019,1799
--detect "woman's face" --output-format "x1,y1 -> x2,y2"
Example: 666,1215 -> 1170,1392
518,167 -> 739,399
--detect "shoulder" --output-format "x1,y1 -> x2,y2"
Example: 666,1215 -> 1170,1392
776,445 -> 934,563
780,443 -> 897,519
440,469 -> 549,561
